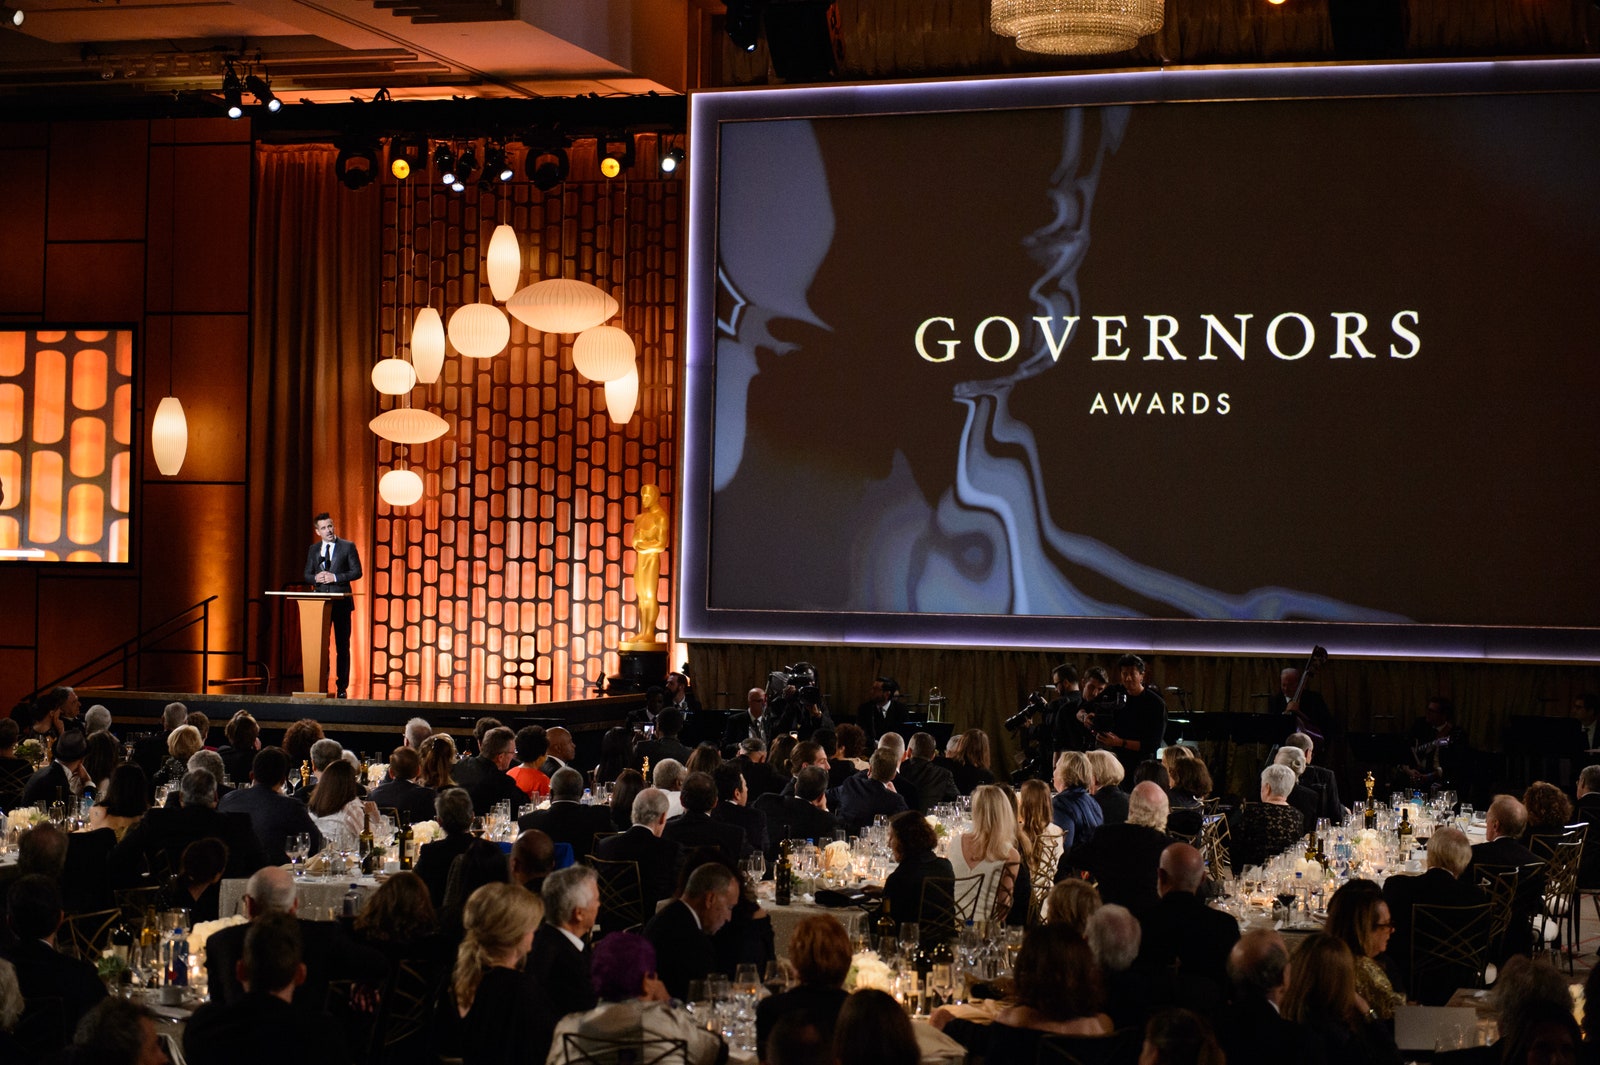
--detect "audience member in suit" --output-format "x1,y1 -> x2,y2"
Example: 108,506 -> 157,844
1137,843 -> 1241,1009
1283,731 -> 1346,820
596,787 -> 681,916
1469,794 -> 1545,958
1576,765 -> 1600,889
414,786 -> 478,906
872,810 -> 955,935
662,772 -> 749,870
0,875 -> 107,1048
527,866 -> 600,1021
855,677 -> 910,740
448,882 -> 559,1065
635,708 -> 694,768
1216,929 -> 1326,1065
540,727 -> 578,779
1086,750 -> 1130,825
1382,827 -> 1487,999
132,702 -> 188,785
451,727 -> 527,815
111,769 -> 266,887
184,912 -> 351,1065
63,997 -> 171,1065
711,763 -> 770,860
723,688 -> 784,750
1066,782 -> 1172,917
736,739 -> 783,800
510,829 -> 558,895
203,866 -> 386,1013
895,733 -> 959,813
754,766 -> 842,847
1085,903 -> 1173,1032
519,768 -> 618,860
20,729 -> 89,806
757,914 -> 852,1051
627,686 -> 667,729
366,747 -> 438,825
835,747 -> 911,835
664,671 -> 703,716
216,747 -> 323,866
643,862 -> 742,1000
1275,747 -> 1320,835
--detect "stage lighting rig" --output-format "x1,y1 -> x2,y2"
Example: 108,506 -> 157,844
335,139 -> 380,190
2,6 -> 24,27
726,0 -> 763,52
525,144 -> 569,192
454,144 -> 479,186
221,62 -> 244,120
389,135 -> 427,180
244,73 -> 280,113
433,142 -> 456,186
599,134 -> 634,179
660,147 -> 685,175
484,143 -> 514,183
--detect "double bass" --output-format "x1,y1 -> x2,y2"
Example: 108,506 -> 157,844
1282,645 -> 1329,743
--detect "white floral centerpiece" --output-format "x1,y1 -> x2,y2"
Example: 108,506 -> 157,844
1351,828 -> 1385,864
845,950 -> 894,993
189,915 -> 247,958
366,764 -> 388,789
15,739 -> 45,769
408,820 -> 443,845
6,807 -> 44,832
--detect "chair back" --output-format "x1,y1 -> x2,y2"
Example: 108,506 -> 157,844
1199,814 -> 1232,882
557,1032 -> 690,1065
918,874 -> 986,941
1037,1026 -> 1143,1065
114,885 -> 164,929
370,956 -> 450,1064
59,907 -> 122,961
1474,864 -> 1522,960
1410,901 -> 1492,1006
589,857 -> 646,937
590,831 -> 622,857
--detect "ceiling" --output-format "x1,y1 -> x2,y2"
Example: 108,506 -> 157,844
0,0 -> 1593,117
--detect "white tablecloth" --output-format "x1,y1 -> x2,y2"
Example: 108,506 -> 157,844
219,875 -> 379,920
767,900 -> 870,957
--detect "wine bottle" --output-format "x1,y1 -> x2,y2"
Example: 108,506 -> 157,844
399,820 -> 415,870
774,841 -> 793,906
359,811 -> 374,858
875,898 -> 896,950
1397,806 -> 1414,841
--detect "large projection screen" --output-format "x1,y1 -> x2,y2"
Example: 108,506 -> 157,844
680,62 -> 1600,660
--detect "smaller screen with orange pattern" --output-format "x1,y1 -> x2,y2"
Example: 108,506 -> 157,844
0,328 -> 134,563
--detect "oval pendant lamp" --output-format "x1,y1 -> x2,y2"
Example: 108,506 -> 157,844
151,396 -> 187,475
371,357 -> 417,395
604,366 -> 638,424
506,278 -> 618,335
447,302 -> 510,359
411,307 -> 446,384
370,408 -> 450,444
485,224 -> 521,302
572,324 -> 636,383
378,467 -> 425,507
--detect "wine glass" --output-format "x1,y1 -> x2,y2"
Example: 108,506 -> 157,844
897,921 -> 920,960
743,853 -> 766,884
733,964 -> 761,1002
763,960 -> 790,996
286,833 -> 310,877
926,960 -> 955,1009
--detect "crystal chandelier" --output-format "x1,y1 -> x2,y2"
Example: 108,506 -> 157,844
990,0 -> 1164,55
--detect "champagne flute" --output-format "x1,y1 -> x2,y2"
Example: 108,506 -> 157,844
897,921 -> 920,961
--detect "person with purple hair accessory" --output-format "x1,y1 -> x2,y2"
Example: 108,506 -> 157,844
546,932 -> 725,1065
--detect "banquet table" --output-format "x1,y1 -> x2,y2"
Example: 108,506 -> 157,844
219,873 -> 380,920
767,898 -> 871,957
728,1015 -> 965,1065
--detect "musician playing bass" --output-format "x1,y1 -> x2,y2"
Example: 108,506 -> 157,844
1270,665 -> 1335,739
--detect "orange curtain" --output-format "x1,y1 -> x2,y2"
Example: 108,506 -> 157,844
246,145 -> 380,696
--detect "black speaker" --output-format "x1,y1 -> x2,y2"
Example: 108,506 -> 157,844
763,0 -> 842,83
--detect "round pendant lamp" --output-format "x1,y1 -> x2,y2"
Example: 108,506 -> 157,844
371,357 -> 417,395
447,303 -> 510,359
506,279 -> 618,335
485,224 -> 521,302
151,396 -> 188,476
604,367 -> 638,424
572,325 -> 636,383
378,467 -> 425,507
370,408 -> 449,444
411,307 -> 446,384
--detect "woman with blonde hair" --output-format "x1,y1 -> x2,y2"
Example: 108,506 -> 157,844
418,732 -> 458,790
1017,779 -> 1064,919
1043,878 -> 1102,934
453,882 -> 552,1065
1051,751 -> 1103,859
949,784 -> 1022,922
155,724 -> 203,790
1086,749 -> 1129,826
952,728 -> 997,795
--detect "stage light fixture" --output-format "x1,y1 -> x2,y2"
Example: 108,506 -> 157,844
660,148 -> 685,175
526,147 -> 569,192
335,141 -> 380,190
390,135 -> 426,180
726,0 -> 762,52
433,142 -> 456,185
3,6 -> 24,27
244,73 -> 280,113
484,144 -> 513,182
221,63 -> 244,120
455,145 -> 479,184
599,135 -> 634,179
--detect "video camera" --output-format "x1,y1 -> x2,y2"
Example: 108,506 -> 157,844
1005,687 -> 1053,732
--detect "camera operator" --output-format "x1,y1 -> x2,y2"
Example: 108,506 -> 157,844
1078,655 -> 1165,788
1004,686 -> 1055,784
1047,664 -> 1096,754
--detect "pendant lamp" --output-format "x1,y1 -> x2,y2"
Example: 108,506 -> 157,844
572,324 -> 636,383
485,224 -> 521,302
151,396 -> 187,476
370,408 -> 449,444
506,278 -> 618,335
371,358 -> 417,395
604,367 -> 638,424
378,467 -> 425,507
411,307 -> 446,384
447,302 -> 510,359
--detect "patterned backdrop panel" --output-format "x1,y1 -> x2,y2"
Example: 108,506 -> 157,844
369,141 -> 680,704
0,328 -> 133,562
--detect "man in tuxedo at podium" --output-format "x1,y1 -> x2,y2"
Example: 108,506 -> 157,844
303,512 -> 361,698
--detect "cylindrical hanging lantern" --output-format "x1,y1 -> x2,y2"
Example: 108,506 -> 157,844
369,408 -> 450,444
485,224 -> 521,303
371,358 -> 417,395
447,303 -> 510,358
378,467 -> 425,507
604,367 -> 639,424
151,395 -> 188,476
572,325 -> 636,383
506,278 -> 618,334
411,307 -> 446,384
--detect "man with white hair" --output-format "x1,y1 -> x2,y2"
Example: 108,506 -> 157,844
1067,780 -> 1172,916
111,769 -> 266,887
1281,731 -> 1345,820
1382,827 -> 1486,1000
528,866 -> 601,1025
1228,764 -> 1306,871
402,716 -> 432,750
83,704 -> 113,737
595,787 -> 679,913
652,758 -> 687,818
1085,903 -> 1171,1030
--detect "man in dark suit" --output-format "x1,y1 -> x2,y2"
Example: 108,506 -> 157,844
203,867 -> 386,1013
1268,665 -> 1335,741
595,787 -> 680,916
636,708 -> 694,767
1283,732 -> 1345,820
1067,782 -> 1172,916
723,687 -> 781,750
711,762 -> 770,861
1469,793 -> 1545,958
1382,827 -> 1487,994
643,862 -> 741,1000
664,671 -> 702,715
366,746 -> 437,824
110,768 -> 266,886
735,739 -> 782,799
896,733 -> 959,812
217,747 -> 322,866
540,727 -> 577,779
20,728 -> 88,805
662,772 -> 748,869
528,866 -> 601,1022
0,875 -> 107,1045
1138,843 -> 1240,1010
132,702 -> 189,785
1216,929 -> 1326,1065
518,767 -> 616,859
834,748 -> 909,834
855,676 -> 910,738
451,726 -> 526,815
185,913 -> 352,1065
753,766 -> 840,844
414,787 -> 477,905
1274,748 -> 1320,835
303,511 -> 361,698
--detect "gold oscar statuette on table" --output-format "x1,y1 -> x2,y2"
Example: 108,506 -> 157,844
621,483 -> 669,651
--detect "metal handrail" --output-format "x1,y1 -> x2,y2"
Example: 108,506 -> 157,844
29,595 -> 219,700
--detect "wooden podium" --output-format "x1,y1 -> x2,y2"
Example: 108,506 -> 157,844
266,590 -> 351,698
